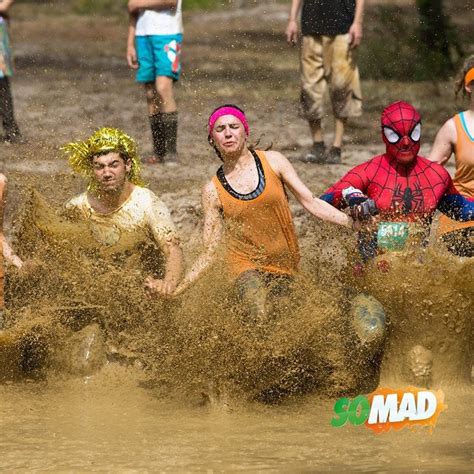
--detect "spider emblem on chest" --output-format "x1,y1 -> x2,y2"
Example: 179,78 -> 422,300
392,183 -> 424,214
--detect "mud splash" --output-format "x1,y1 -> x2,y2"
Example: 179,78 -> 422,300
3,191 -> 388,402
1,192 -> 472,471
357,246 -> 473,388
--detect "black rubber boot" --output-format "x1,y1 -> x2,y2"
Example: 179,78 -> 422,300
149,113 -> 166,160
0,77 -> 22,142
162,111 -> 178,163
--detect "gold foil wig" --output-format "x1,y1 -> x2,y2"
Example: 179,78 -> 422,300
62,127 -> 144,188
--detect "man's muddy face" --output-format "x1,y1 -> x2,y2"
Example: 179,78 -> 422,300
91,152 -> 131,193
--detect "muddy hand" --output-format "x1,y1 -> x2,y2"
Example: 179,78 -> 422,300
144,276 -> 176,298
172,281 -> 188,297
350,198 -> 378,221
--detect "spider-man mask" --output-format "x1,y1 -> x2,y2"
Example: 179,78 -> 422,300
381,101 -> 421,164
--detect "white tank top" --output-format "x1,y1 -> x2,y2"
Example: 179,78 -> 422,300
135,1 -> 183,36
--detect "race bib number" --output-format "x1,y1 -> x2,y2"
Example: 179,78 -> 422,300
377,222 -> 409,250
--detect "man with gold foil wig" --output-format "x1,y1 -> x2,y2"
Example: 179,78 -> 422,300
62,127 -> 183,296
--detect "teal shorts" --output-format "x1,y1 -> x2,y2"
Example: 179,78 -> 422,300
0,17 -> 13,78
135,34 -> 182,83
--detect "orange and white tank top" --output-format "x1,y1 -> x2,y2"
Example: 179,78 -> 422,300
438,112 -> 474,235
212,150 -> 300,278
452,112 -> 474,198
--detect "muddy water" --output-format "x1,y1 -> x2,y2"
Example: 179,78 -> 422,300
0,371 -> 472,471
1,196 -> 472,470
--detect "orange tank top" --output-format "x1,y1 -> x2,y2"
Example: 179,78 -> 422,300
438,113 -> 474,235
212,150 -> 300,277
452,112 -> 474,198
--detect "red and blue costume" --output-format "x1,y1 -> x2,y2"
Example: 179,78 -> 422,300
321,102 -> 474,258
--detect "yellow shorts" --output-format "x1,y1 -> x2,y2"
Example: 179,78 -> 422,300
300,34 -> 362,121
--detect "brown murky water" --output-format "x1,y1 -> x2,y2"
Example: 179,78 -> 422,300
0,373 -> 471,471
1,193 -> 472,471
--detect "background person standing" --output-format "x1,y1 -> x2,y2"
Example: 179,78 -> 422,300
286,0 -> 364,164
127,0 -> 183,164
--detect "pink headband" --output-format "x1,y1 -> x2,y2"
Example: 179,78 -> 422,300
207,106 -> 249,136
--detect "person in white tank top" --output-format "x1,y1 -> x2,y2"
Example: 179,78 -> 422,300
127,1 -> 183,164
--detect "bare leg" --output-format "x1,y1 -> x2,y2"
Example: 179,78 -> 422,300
155,76 -> 176,113
333,117 -> 346,148
309,118 -> 323,143
237,271 -> 268,327
144,82 -> 159,116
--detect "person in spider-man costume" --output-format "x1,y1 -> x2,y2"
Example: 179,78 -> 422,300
321,101 -> 474,260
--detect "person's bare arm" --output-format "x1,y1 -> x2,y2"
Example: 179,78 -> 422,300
0,0 -> 15,15
126,12 -> 139,69
143,193 -> 184,296
286,0 -> 303,45
0,173 -> 5,229
128,0 -> 177,13
145,238 -> 183,296
428,118 -> 456,165
266,151 -> 353,228
3,239 -> 23,268
173,182 -> 224,296
348,0 -> 364,49
0,174 -> 23,268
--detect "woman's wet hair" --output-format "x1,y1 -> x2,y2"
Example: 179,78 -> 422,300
454,54 -> 474,97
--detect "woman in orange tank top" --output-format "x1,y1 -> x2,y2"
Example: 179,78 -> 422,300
174,105 -> 355,308
429,56 -> 474,257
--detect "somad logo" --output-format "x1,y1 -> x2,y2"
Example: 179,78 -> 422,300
331,387 -> 447,433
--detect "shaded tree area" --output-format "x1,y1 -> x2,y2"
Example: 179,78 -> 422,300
416,0 -> 463,78
359,0 -> 467,81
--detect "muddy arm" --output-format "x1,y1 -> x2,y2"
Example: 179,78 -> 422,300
3,239 -> 23,269
0,174 -> 22,268
145,239 -> 184,296
438,193 -> 474,221
266,151 -> 353,228
174,182 -> 223,296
